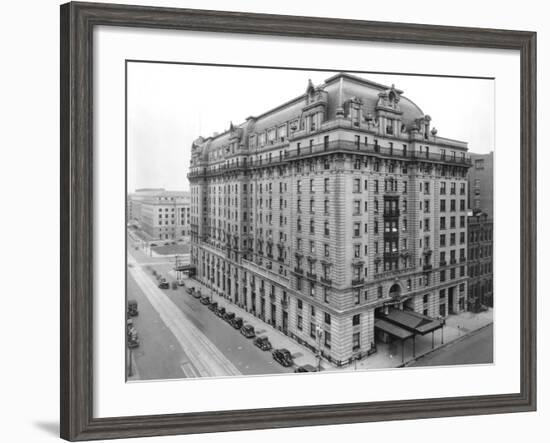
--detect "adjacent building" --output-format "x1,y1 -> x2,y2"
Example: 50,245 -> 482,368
128,188 -> 191,240
468,152 -> 493,218
466,151 -> 494,311
467,211 -> 493,311
188,73 -> 472,365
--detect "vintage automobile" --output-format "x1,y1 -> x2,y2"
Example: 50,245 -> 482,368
208,301 -> 218,312
127,300 -> 138,317
215,306 -> 226,318
192,290 -> 202,299
128,336 -> 140,349
253,336 -> 272,351
223,312 -> 236,323
200,296 -> 211,305
294,364 -> 318,373
272,348 -> 294,367
158,280 -> 169,289
127,324 -> 140,349
231,317 -> 243,329
240,324 -> 256,338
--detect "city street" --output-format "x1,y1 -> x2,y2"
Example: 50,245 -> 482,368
127,241 -> 291,380
408,323 -> 493,367
127,235 -> 493,378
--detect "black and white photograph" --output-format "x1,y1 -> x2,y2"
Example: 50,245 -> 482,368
125,63 -> 494,380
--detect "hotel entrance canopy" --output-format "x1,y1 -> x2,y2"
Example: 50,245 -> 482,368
384,309 -> 444,335
374,318 -> 414,341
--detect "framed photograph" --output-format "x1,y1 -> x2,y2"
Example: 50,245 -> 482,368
60,1 -> 537,441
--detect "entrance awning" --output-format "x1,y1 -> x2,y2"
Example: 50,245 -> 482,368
375,319 -> 414,340
175,264 -> 196,272
384,309 -> 444,335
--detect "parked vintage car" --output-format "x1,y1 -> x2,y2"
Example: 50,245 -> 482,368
192,290 -> 202,299
231,317 -> 243,329
254,336 -> 272,351
294,364 -> 318,373
215,306 -> 226,318
127,325 -> 139,349
272,348 -> 294,367
208,302 -> 218,312
127,300 -> 139,317
200,296 -> 211,305
223,312 -> 236,323
240,324 -> 256,338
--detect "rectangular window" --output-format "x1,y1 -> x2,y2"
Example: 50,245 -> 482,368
353,179 -> 360,193
324,312 -> 331,325
352,332 -> 360,351
353,222 -> 360,237
324,331 -> 331,348
353,200 -> 361,215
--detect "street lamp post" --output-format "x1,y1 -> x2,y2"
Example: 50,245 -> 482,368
315,325 -> 324,371
127,346 -> 134,378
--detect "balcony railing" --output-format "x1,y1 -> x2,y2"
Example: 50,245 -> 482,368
306,272 -> 317,280
189,139 -> 472,179
320,277 -> 332,285
293,267 -> 304,275
423,264 -> 433,271
351,278 -> 365,286
383,209 -> 400,218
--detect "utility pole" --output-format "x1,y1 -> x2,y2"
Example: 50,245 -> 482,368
316,325 -> 324,371
127,346 -> 134,378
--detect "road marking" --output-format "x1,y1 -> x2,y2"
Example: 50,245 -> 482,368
181,362 -> 200,378
128,255 -> 241,378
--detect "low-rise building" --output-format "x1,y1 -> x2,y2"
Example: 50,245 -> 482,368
128,189 -> 191,240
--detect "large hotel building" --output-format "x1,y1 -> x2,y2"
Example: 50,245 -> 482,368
188,73 -> 472,365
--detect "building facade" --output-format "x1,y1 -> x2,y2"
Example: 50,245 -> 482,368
467,152 -> 493,218
466,152 -> 494,311
128,189 -> 191,240
188,73 -> 471,365
467,211 -> 493,311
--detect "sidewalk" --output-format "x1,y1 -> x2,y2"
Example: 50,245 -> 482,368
180,276 -> 323,370
344,308 -> 494,371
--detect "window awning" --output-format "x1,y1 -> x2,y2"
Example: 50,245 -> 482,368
375,319 -> 414,340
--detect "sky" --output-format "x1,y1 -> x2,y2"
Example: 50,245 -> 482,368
127,63 -> 494,192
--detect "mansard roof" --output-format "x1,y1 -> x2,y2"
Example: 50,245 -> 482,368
196,72 -> 427,154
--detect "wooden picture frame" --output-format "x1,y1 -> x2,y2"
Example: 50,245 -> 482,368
60,1 -> 536,440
